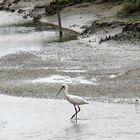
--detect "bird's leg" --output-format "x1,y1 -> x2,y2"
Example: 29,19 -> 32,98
77,105 -> 80,114
70,105 -> 81,122
76,105 -> 80,122
75,108 -> 77,122
70,105 -> 77,119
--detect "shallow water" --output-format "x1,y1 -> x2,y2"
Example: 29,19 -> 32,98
0,94 -> 140,140
0,11 -> 58,57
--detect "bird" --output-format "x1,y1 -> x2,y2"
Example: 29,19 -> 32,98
56,84 -> 89,122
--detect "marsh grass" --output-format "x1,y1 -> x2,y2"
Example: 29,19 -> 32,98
48,32 -> 78,43
61,33 -> 78,42
117,0 -> 140,20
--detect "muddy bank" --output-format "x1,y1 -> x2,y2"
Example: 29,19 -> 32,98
82,20 -> 140,44
0,0 -> 81,20
1,0 -> 139,43
0,0 -> 79,38
0,1 -> 123,26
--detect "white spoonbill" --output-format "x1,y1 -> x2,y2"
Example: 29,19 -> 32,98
56,84 -> 89,122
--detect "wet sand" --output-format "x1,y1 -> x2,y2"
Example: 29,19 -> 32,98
0,11 -> 140,104
0,41 -> 140,103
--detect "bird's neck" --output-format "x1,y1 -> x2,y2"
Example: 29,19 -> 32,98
64,88 -> 69,96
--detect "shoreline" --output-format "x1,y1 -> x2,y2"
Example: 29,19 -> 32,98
0,1 -> 139,43
0,1 -> 140,104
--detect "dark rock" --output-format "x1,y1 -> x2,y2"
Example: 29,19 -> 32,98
13,0 -> 20,4
94,0 -> 106,4
136,25 -> 140,32
111,22 -> 119,28
18,9 -> 25,13
8,3 -> 11,7
23,15 -> 28,19
81,25 -> 88,29
10,8 -> 15,12
34,5 -> 46,9
116,2 -> 121,5
5,6 -> 10,11
45,5 -> 56,16
0,4 -> 4,10
33,15 -> 42,22
74,0 -> 82,4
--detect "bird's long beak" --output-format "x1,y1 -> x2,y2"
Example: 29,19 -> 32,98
56,86 -> 64,96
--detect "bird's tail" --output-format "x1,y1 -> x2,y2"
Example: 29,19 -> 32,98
84,100 -> 89,104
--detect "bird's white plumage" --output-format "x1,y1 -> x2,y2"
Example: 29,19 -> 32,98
57,84 -> 89,121
65,94 -> 89,105
61,84 -> 89,105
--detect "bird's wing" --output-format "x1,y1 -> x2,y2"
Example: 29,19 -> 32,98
69,95 -> 88,105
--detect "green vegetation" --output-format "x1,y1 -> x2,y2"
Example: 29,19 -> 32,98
117,0 -> 140,18
61,33 -> 78,42
124,0 -> 140,5
49,32 -> 78,43
53,0 -> 69,5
